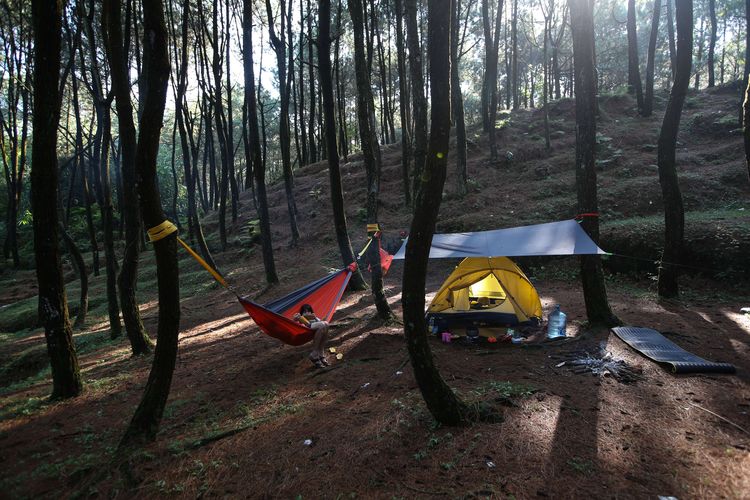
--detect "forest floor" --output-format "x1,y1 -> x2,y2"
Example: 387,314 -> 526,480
1,85 -> 750,498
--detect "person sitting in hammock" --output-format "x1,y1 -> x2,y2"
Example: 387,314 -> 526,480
293,303 -> 330,368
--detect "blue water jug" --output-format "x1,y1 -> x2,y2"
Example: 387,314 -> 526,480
547,304 -> 567,339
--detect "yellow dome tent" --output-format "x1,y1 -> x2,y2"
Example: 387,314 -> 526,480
427,257 -> 542,330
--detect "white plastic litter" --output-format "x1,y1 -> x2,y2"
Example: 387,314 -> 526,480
395,371 -> 403,376
361,382 -> 370,389
303,439 -> 313,446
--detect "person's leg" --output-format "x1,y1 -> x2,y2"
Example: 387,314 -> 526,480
310,322 -> 329,365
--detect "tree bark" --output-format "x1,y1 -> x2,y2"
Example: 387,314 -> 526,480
405,0 -> 428,201
307,0 -> 318,162
666,0 -> 677,79
31,0 -> 82,400
657,0 -> 692,299
568,0 -> 619,326
403,0 -> 492,426
348,0 -> 393,320
319,0 -> 367,290
451,0 -> 468,195
120,0 -> 180,447
102,0 -> 153,355
744,77 -> 750,181
244,0 -> 278,284
395,0 -> 412,206
707,0 -> 716,87
627,0 -> 644,112
643,0 -> 661,117
266,0 -> 300,246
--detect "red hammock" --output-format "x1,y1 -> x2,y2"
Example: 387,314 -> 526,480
238,263 -> 356,346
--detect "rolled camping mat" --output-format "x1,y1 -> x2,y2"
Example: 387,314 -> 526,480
611,326 -> 736,375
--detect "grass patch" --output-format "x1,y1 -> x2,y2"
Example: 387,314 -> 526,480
0,296 -> 38,332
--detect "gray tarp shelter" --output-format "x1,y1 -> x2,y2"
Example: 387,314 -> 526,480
392,219 -> 608,259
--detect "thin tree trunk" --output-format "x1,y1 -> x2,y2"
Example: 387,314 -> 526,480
568,0 -> 619,326
319,0 -> 367,290
395,0 -> 411,206
298,0 -> 308,165
405,0 -> 428,201
226,0 -> 238,221
627,0 -> 644,111
334,0 -> 349,161
451,0 -> 468,195
707,0 -> 716,87
643,0 -> 661,117
120,0 -> 180,447
348,0 -> 393,319
266,0 -> 300,246
486,0 -> 504,160
666,0 -> 677,79
31,0 -> 82,400
308,0 -> 317,162
403,0 -> 495,426
511,0 -> 519,109
694,16 -> 703,89
59,222 -> 88,328
102,0 -> 153,355
657,0 -> 692,298
244,0 -> 278,284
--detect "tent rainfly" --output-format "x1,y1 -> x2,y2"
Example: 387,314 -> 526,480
392,219 -> 608,259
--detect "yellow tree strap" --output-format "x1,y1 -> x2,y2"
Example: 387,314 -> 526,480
366,223 -> 380,234
175,237 -> 230,290
147,220 -> 178,242
357,236 -> 374,259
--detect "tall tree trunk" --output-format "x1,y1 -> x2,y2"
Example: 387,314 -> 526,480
102,0 -> 153,355
405,0 -> 428,201
395,0 -> 412,206
334,0 -> 349,161
225,0 -> 238,221
707,0 -> 716,87
511,0 -> 519,109
627,0 -> 644,112
694,16 -> 703,89
307,0 -> 318,162
657,0 -> 692,299
643,0 -> 662,117
244,0 -> 278,284
666,0 -> 677,79
451,0 -> 468,195
298,0 -> 308,165
266,0 -> 300,246
486,0 -> 504,160
31,0 -> 82,400
348,0 -> 393,320
568,0 -> 619,326
120,0 -> 179,448
403,0 -> 492,426
319,0 -> 367,290
744,77 -> 750,181
211,0 -> 231,251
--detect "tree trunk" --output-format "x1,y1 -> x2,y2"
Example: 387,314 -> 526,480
405,0 -> 428,201
212,0 -> 231,251
511,0 -> 519,109
657,0 -> 692,299
348,0 -> 393,320
451,0 -> 468,196
266,0 -> 300,246
487,0 -> 504,160
319,0 -> 367,290
308,0 -> 318,162
31,0 -> 82,400
225,0 -> 238,221
568,0 -> 619,326
119,0 -> 180,447
666,0 -> 677,79
643,0 -> 661,117
694,16 -> 703,89
744,77 -> 750,181
102,0 -> 153,356
244,0 -> 278,285
403,0 -> 493,426
627,0 -> 644,112
334,0 -> 349,161
707,0 -> 716,87
394,0 -> 412,206
298,0 -> 308,165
